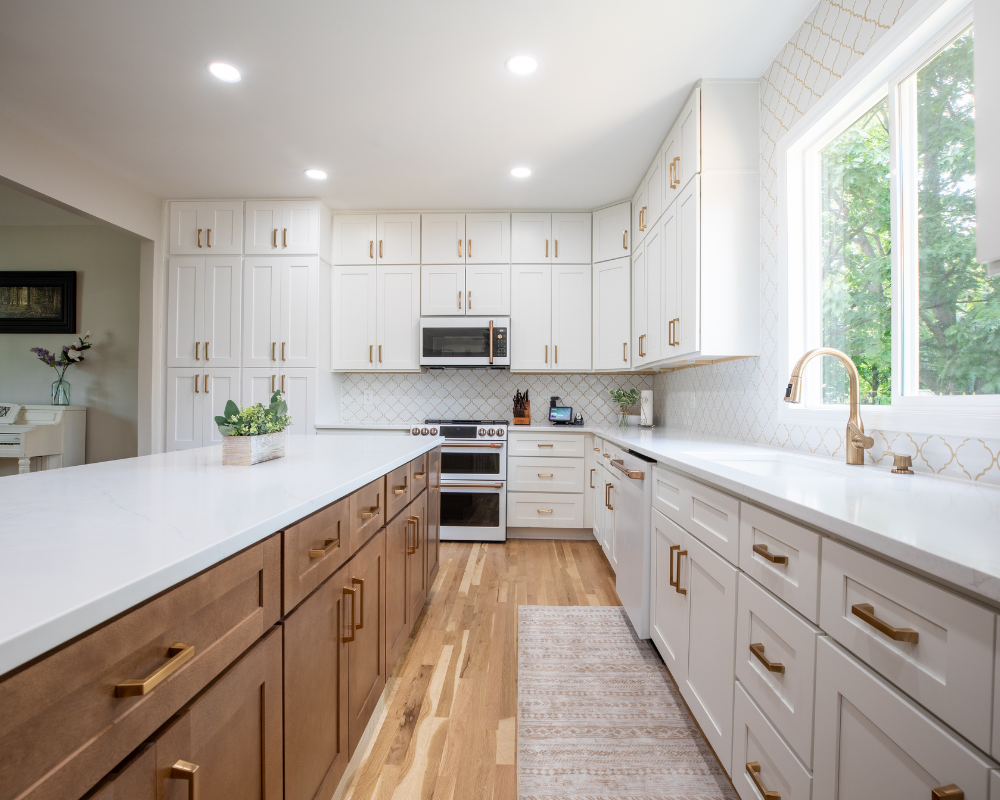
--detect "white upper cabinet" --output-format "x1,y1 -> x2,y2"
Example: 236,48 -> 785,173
466,264 -> 510,316
242,257 -> 317,369
169,201 -> 244,255
244,200 -> 320,255
661,127 -> 680,209
421,265 -> 465,316
660,201 -> 679,358
332,215 -> 376,265
465,213 -> 510,264
592,201 -> 631,263
630,240 -> 645,366
551,213 -> 592,264
510,263 -> 552,371
376,264 -> 420,370
551,264 -> 591,371
592,256 -> 631,370
376,214 -> 420,264
674,177 -> 700,357
675,87 -> 701,192
632,182 -> 646,245
331,265 -> 377,370
644,156 -> 663,231
422,213 -> 466,264
166,257 -> 241,368
511,213 -> 552,263
638,221 -> 662,366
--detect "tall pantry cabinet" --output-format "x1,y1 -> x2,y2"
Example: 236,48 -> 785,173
165,200 -> 328,450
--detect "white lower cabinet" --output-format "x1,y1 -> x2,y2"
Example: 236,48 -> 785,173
507,457 -> 585,493
732,681 -> 812,800
592,460 -> 603,544
507,433 -> 588,529
599,468 -> 618,567
165,367 -> 240,451
507,492 -> 584,528
650,508 -> 689,680
814,637 -> 995,800
734,573 -> 821,767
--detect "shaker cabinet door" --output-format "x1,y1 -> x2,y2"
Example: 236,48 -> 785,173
202,368 -> 241,445
510,263 -> 552,371
376,214 -> 421,265
592,201 -> 631,263
376,264 -> 420,371
551,212 -> 591,264
551,264 -> 591,371
511,213 -> 551,263
332,265 -> 377,371
649,509 -> 689,682
422,213 -> 466,264
278,257 -> 319,368
465,212 -> 509,264
245,200 -> 284,254
279,368 -> 316,436
333,215 -> 377,265
348,528 -> 387,756
421,264 -> 466,316
202,257 -> 242,367
165,368 -> 203,451
592,256 -> 631,370
242,258 -> 282,368
281,200 -> 321,255
202,201 -> 243,254
466,264 -> 510,316
166,257 -> 204,367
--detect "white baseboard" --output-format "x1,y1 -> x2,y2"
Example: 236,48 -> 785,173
506,526 -> 597,541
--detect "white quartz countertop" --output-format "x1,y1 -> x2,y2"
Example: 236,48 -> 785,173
513,424 -> 1000,608
0,434 -> 442,677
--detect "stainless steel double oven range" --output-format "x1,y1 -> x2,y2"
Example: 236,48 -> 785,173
411,420 -> 508,542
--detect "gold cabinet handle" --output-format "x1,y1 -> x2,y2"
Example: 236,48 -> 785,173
281,341 -> 286,361
271,374 -> 275,393
537,443 -> 554,448
538,473 -> 554,478
459,290 -> 462,309
753,543 -> 788,565
272,341 -> 276,361
360,501 -> 380,520
851,603 -> 919,643
623,342 -> 627,362
115,643 -> 195,697
749,642 -> 785,674
309,535 -> 341,559
933,785 -> 964,800
554,239 -> 558,258
204,341 -> 209,361
594,447 -> 601,452
369,344 -> 373,364
603,452 -> 611,458
343,586 -> 357,642
197,228 -> 202,248
545,344 -> 548,363
283,227 -> 288,248
669,160 -> 675,189
639,334 -> 646,358
554,344 -> 558,364
623,230 -> 627,249
746,762 -> 779,800
352,577 -> 365,629
458,238 -> 463,257
669,543 -> 680,589
195,341 -> 200,361
590,468 -> 595,488
605,483 -> 611,509
672,156 -> 681,188
281,374 -> 285,393
204,374 -> 209,393
273,228 -> 278,248
206,228 -> 212,247
379,344 -> 382,363
170,760 -> 200,800
194,374 -> 199,393
379,239 -> 383,258
468,239 -> 472,258
545,239 -> 549,257
468,290 -> 472,309
670,545 -> 688,595
414,471 -> 426,479
394,477 -> 408,495
608,484 -> 614,511
537,509 -> 553,513
369,240 -> 373,259
412,515 -> 420,550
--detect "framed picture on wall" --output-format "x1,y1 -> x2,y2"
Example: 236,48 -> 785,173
0,271 -> 77,333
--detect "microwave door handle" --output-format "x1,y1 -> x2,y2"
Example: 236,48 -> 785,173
489,320 -> 494,365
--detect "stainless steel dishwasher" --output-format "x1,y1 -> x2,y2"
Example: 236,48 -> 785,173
610,449 -> 655,638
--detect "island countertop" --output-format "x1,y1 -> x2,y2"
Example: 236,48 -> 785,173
0,434 -> 442,677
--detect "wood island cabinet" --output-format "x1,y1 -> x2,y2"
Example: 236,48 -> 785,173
407,490 -> 428,630
384,509 -> 411,672
426,447 -> 441,585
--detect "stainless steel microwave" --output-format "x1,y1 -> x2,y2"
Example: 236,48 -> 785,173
419,317 -> 510,367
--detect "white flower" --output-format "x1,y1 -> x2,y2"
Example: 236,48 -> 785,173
84,331 -> 91,338
66,349 -> 83,361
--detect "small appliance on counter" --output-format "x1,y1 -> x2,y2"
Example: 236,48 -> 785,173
547,396 -> 584,426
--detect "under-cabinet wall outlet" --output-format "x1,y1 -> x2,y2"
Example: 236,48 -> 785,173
363,389 -> 374,408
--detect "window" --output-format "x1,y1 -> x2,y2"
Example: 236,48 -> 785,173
785,1 -> 998,434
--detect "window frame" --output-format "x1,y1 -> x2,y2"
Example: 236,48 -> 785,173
780,0 -> 999,438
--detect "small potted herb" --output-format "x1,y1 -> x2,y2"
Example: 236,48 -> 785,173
609,387 -> 640,428
216,391 -> 292,465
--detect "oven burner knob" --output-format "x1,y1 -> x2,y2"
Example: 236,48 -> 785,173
421,428 -> 430,435
430,427 -> 438,436
478,428 -> 486,436
411,427 -> 420,436
488,428 -> 495,436
497,428 -> 504,436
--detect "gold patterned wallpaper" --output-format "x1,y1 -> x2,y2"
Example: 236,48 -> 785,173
655,0 -> 1000,488
341,371 -> 653,428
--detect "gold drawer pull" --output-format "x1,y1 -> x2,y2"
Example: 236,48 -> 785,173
394,481 -> 408,495
170,760 -> 200,800
746,762 -> 779,800
749,642 -> 785,673
537,443 -> 554,448
537,509 -> 553,513
753,543 -> 788,565
590,468 -> 595,488
414,472 -> 426,479
538,473 -> 554,478
309,536 -> 340,559
352,577 -> 365,629
673,547 -> 687,595
933,785 -> 964,800
594,447 -> 600,452
603,453 -> 611,458
343,586 -> 357,642
851,603 -> 919,643
361,503 -> 380,520
115,643 -> 195,697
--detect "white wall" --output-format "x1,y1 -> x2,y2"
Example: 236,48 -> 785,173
0,225 -> 141,475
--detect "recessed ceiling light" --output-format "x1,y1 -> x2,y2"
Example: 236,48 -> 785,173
304,169 -> 328,180
510,167 -> 532,178
505,55 -> 538,75
208,62 -> 241,83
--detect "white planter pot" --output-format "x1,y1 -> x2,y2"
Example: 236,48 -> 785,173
221,431 -> 286,466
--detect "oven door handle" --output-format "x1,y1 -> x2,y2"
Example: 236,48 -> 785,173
443,442 -> 504,448
441,482 -> 504,489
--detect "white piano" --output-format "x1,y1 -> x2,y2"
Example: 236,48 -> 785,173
0,404 -> 86,475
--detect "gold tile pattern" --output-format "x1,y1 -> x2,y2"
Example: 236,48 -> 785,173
655,0 -> 1000,488
341,371 -> 653,428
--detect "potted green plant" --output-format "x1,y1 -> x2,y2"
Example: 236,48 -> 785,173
609,387 -> 640,428
215,391 -> 292,465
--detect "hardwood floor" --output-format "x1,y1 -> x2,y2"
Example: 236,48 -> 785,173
338,539 -> 620,800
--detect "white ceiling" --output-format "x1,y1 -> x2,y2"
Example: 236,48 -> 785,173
0,0 -> 815,211
0,183 -> 98,226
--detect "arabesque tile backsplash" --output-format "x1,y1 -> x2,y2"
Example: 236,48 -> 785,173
341,371 -> 653,428
655,0 -> 1000,487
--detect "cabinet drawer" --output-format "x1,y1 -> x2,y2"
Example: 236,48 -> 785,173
283,497 -> 349,614
349,476 -> 385,555
739,504 -> 821,623
820,539 -> 995,752
508,457 -> 585,493
652,465 -> 684,520
814,638 -> 994,800
507,492 -> 585,527
0,536 -> 280,800
409,451 -> 429,497
653,467 -> 740,563
735,573 -> 821,767
508,432 -> 585,458
385,463 -> 412,522
732,682 -> 811,800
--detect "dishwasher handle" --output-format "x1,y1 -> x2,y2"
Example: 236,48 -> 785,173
609,458 -> 645,480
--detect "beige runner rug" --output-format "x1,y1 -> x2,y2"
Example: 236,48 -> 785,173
518,605 -> 737,800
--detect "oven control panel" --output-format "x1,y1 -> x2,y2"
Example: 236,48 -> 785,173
412,421 -> 507,440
